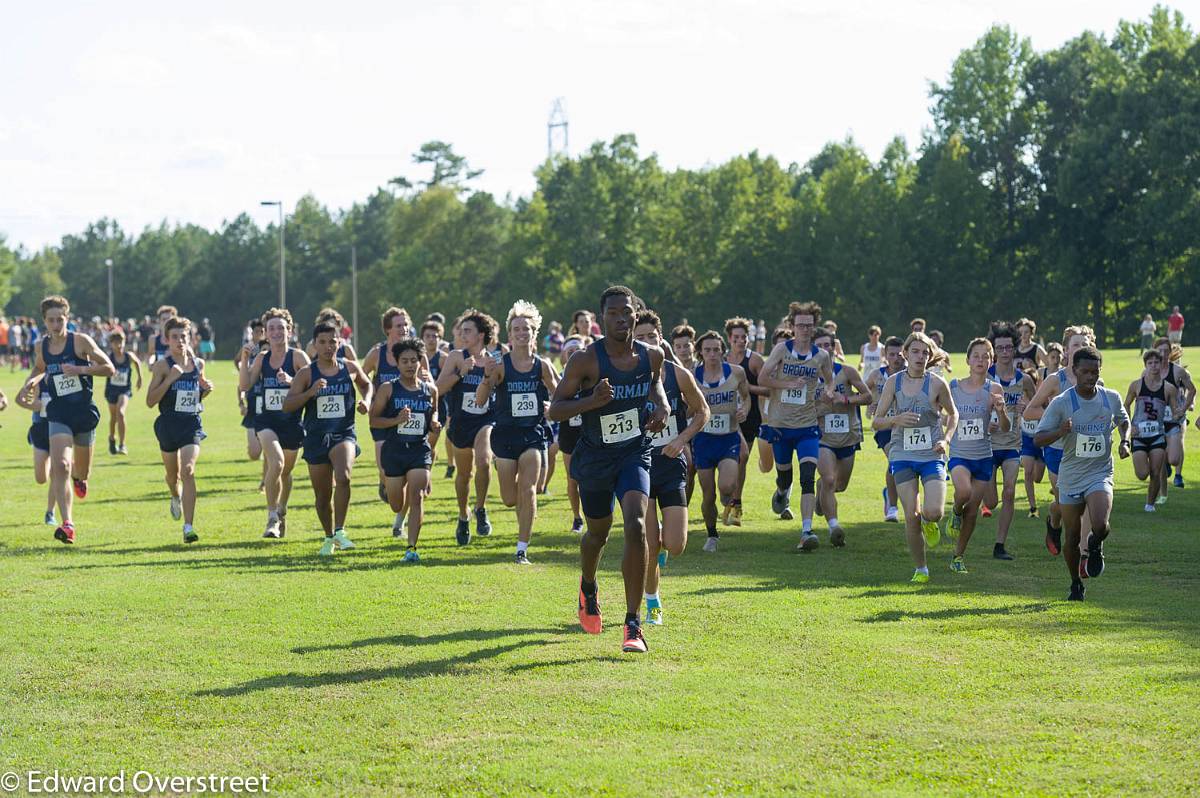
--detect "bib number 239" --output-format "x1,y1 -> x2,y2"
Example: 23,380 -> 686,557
600,409 -> 640,444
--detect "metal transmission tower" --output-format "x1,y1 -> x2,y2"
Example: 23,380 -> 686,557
547,98 -> 568,158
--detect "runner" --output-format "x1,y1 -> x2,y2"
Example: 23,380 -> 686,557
984,321 -> 1036,555
149,305 -> 178,364
548,285 -> 669,653
866,336 -> 906,522
1023,325 -> 1097,556
145,317 -> 212,543
1124,349 -> 1176,512
859,325 -> 883,374
944,338 -> 1009,573
757,301 -> 837,550
14,378 -> 58,525
813,328 -> 870,545
241,308 -> 308,539
692,331 -> 749,551
475,301 -> 559,563
871,331 -> 958,583
1157,338 -> 1194,493
369,338 -> 439,562
1033,346 -> 1130,601
555,335 -> 589,536
421,319 -> 449,468
362,307 -> 419,502
22,295 -> 115,545
284,320 -> 373,556
103,328 -> 142,455
236,318 -> 268,493
435,309 -> 502,545
1038,343 -> 1063,385
754,326 -> 793,477
305,308 -> 358,362
1015,318 -> 1046,372
725,316 -> 766,527
633,310 -> 707,624
670,324 -> 697,372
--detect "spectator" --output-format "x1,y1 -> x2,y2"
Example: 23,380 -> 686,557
1168,305 -> 1185,345
1140,314 -> 1157,352
137,315 -> 155,355
543,321 -> 564,357
198,317 -> 215,358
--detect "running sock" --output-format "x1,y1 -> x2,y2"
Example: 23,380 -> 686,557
581,577 -> 598,596
802,519 -> 813,533
516,540 -> 528,554
644,592 -> 659,603
183,523 -> 193,533
915,566 -> 930,575
828,516 -> 839,528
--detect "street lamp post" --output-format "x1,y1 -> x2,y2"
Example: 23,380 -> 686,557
260,201 -> 285,306
105,258 -> 114,319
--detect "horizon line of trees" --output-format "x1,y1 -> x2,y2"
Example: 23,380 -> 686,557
2,7 -> 1198,353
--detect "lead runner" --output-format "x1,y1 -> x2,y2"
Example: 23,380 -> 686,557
548,285 -> 669,654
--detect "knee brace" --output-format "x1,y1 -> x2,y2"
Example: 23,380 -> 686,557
799,462 -> 817,495
775,468 -> 793,492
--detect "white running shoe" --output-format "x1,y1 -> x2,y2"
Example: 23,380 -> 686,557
702,536 -> 718,553
169,496 -> 182,521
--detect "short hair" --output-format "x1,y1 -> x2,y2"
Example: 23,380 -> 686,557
724,317 -> 752,337
420,320 -> 444,338
41,295 -> 70,317
1072,346 -> 1102,368
868,325 -> 881,336
457,308 -> 497,346
788,301 -> 823,324
696,330 -> 726,353
261,307 -> 294,330
909,317 -> 926,329
250,318 -> 265,330
884,335 -> 905,349
427,312 -> 446,325
1045,342 -> 1064,355
390,338 -> 424,361
1142,349 -> 1162,363
316,307 -> 345,328
382,307 -> 410,332
507,300 -> 543,335
156,305 -> 178,317
812,328 -> 835,346
928,330 -> 945,345
671,324 -> 696,342
822,320 -> 838,332
1153,336 -> 1172,350
573,309 -> 592,325
599,285 -> 636,313
165,317 -> 191,336
988,320 -> 1019,345
636,310 -> 662,332
312,321 -> 339,340
1063,325 -> 1096,348
966,337 -> 993,360
1016,317 -> 1037,335
109,328 -> 126,342
773,328 -> 794,344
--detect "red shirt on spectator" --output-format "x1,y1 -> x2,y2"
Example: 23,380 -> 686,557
1168,311 -> 1185,332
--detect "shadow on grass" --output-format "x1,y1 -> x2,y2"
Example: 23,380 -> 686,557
292,623 -> 577,654
860,602 -> 1052,623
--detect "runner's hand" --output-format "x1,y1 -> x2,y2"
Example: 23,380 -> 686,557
893,412 -> 919,427
592,378 -> 614,407
645,404 -> 668,434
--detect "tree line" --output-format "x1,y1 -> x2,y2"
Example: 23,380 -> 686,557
2,8 -> 1197,352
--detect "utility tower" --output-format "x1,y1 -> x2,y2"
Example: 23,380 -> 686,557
547,98 -> 568,158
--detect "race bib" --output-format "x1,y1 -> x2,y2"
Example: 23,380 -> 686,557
705,413 -> 732,435
174,389 -> 200,414
1075,434 -> 1105,458
1020,418 -> 1038,435
53,373 -> 82,396
1164,406 -> 1175,422
957,417 -> 984,441
399,412 -> 427,436
462,392 -> 488,415
903,426 -> 933,452
511,392 -> 538,418
568,414 -> 582,428
1137,420 -> 1161,438
650,415 -> 679,447
111,371 -> 129,387
264,388 -> 288,412
824,413 -> 850,434
781,385 -> 807,405
600,409 -> 641,444
317,394 -> 346,420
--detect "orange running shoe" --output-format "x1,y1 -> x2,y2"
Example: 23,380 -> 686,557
73,478 -> 88,499
981,505 -> 992,518
578,581 -> 602,634
621,622 -> 647,653
54,521 -> 76,545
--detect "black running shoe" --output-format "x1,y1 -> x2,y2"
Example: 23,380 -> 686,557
1068,581 -> 1086,601
455,518 -> 471,546
445,465 -> 456,479
108,437 -> 117,455
475,507 -> 492,537
1085,533 -> 1105,578
993,543 -> 1014,561
1045,518 -> 1062,557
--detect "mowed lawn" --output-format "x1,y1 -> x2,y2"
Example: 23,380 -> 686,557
0,348 -> 1198,797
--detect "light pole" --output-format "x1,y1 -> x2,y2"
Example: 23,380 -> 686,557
351,243 -> 358,351
260,200 -> 285,306
105,258 -> 114,319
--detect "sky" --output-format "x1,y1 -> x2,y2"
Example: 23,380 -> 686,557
0,0 -> 1184,251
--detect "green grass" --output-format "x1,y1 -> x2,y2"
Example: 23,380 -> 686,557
1,349 -> 1198,796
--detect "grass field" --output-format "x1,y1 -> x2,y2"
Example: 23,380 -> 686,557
1,348 -> 1198,796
